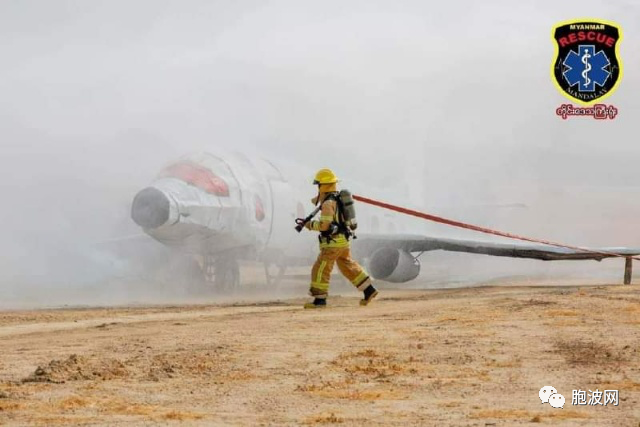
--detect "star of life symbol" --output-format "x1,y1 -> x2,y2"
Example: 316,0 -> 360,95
563,45 -> 610,92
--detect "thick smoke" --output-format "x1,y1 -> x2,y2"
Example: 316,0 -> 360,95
1,0 -> 638,306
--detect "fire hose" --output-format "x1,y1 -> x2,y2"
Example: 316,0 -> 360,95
353,194 -> 640,262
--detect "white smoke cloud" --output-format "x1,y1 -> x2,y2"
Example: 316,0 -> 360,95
0,0 -> 638,305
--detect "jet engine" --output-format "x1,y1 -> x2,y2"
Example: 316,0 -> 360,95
368,247 -> 420,283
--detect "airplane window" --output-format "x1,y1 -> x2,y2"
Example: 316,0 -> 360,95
159,161 -> 229,196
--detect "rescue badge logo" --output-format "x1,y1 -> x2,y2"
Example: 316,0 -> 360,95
551,19 -> 622,105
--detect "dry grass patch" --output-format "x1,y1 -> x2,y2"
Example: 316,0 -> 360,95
0,400 -> 22,412
448,366 -> 491,382
438,400 -> 463,408
621,304 -> 640,313
304,412 -> 344,424
15,382 -> 53,393
41,395 -> 199,421
145,352 -> 224,380
485,357 -> 522,368
599,379 -> 640,391
331,349 -> 416,378
297,380 -> 354,393
296,380 -> 406,401
57,396 -> 91,410
328,388 -> 405,400
536,410 -> 590,420
429,351 -> 474,366
23,355 -> 129,383
434,313 -> 498,325
509,299 -> 558,311
98,398 -> 162,417
222,369 -> 255,381
546,309 -> 579,317
435,316 -> 460,323
551,318 -> 581,327
469,409 -> 531,419
621,304 -> 640,324
553,339 -> 630,366
471,407 -> 590,421
414,365 -> 491,389
161,410 -> 205,421
22,349 -> 232,384
32,416 -> 96,426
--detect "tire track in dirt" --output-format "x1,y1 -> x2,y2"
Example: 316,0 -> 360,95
0,305 -> 296,338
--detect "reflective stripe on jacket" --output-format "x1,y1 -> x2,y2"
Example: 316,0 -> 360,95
307,194 -> 349,248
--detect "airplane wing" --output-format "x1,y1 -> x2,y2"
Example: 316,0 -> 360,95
352,234 -> 640,261
350,233 -> 640,284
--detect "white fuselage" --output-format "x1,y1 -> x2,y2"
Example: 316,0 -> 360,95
131,151 -> 406,265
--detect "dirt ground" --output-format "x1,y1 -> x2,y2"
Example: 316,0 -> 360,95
0,284 -> 639,426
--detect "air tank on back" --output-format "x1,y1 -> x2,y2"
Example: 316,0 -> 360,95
339,189 -> 357,230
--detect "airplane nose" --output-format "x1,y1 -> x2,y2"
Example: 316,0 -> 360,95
131,187 -> 171,229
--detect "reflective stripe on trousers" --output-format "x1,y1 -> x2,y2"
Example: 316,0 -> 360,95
309,246 -> 371,298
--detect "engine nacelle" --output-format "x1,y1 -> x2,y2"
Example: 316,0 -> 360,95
368,247 -> 420,283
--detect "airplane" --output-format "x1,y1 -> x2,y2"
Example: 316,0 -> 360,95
130,151 -> 640,289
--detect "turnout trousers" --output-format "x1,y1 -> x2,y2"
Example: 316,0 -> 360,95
309,246 -> 372,300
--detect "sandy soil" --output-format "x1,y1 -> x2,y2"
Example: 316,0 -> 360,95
0,284 -> 639,426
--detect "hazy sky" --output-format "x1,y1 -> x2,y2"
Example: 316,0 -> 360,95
1,0 -> 639,291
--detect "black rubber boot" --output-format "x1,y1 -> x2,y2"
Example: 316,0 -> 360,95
360,285 -> 379,306
304,298 -> 327,309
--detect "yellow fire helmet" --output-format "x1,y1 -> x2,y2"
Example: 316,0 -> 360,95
313,168 -> 339,185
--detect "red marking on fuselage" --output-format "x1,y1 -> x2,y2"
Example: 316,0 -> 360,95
160,161 -> 230,196
255,195 -> 265,221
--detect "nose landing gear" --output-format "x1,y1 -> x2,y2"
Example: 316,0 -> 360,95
202,254 -> 240,291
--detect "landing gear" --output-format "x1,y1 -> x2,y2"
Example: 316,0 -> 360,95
215,255 -> 240,290
262,250 -> 288,288
150,250 -> 208,294
202,254 -> 240,292
264,262 -> 286,287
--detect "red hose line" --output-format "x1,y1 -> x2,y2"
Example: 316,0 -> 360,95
353,194 -> 640,261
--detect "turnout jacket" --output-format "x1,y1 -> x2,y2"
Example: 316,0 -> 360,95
305,193 -> 349,248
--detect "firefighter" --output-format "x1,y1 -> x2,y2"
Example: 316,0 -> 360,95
298,168 -> 378,309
